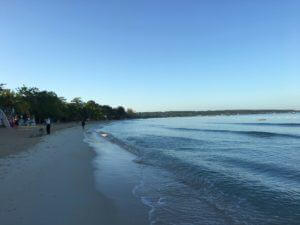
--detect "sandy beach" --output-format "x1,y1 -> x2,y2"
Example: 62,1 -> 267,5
0,123 -> 149,225
0,122 -> 79,158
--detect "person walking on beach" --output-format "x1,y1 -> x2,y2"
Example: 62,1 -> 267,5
46,118 -> 51,135
81,119 -> 86,129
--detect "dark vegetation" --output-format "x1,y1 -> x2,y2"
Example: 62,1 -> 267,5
1,83 -> 297,123
135,110 -> 298,119
0,84 -> 133,123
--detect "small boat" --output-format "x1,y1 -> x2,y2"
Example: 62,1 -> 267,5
101,133 -> 108,137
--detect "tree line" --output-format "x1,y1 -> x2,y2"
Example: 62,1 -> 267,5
0,84 -> 135,123
1,83 -> 296,123
135,109 -> 298,119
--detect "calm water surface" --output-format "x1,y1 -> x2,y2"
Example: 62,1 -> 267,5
100,113 -> 300,225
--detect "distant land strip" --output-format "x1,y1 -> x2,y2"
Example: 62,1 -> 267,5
135,110 -> 299,119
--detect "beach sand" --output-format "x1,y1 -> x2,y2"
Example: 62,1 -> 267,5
0,124 -> 149,225
0,122 -> 79,158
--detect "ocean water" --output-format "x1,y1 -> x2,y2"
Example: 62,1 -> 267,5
96,113 -> 300,225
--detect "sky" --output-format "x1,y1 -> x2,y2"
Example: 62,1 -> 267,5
0,0 -> 299,112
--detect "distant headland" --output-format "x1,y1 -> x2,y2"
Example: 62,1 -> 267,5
1,84 -> 298,123
134,110 -> 299,119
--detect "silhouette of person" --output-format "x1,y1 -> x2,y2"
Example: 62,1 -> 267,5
81,119 -> 86,129
46,118 -> 51,134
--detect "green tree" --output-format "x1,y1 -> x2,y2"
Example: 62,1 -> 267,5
126,108 -> 136,118
0,83 -> 5,92
84,100 -> 104,120
66,97 -> 85,121
100,105 -> 114,120
1,84 -> 130,123
0,89 -> 15,110
115,106 -> 126,119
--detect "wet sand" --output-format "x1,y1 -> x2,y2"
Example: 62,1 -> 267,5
0,124 -> 149,225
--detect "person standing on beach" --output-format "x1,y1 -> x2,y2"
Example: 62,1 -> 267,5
46,118 -> 51,135
81,119 -> 86,129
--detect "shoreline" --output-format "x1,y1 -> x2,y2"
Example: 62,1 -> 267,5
0,122 -> 149,225
84,128 -> 150,224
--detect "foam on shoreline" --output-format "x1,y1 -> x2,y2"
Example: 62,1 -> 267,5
0,125 -> 149,225
84,128 -> 150,225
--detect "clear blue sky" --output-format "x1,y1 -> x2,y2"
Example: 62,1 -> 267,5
0,0 -> 299,111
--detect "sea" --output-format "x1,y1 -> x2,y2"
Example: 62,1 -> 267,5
87,113 -> 300,225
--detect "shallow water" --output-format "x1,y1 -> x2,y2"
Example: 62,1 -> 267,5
97,113 -> 300,225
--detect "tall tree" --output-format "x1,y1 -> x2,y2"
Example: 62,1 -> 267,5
0,83 -> 5,92
1,84 -> 131,123
115,106 -> 126,119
